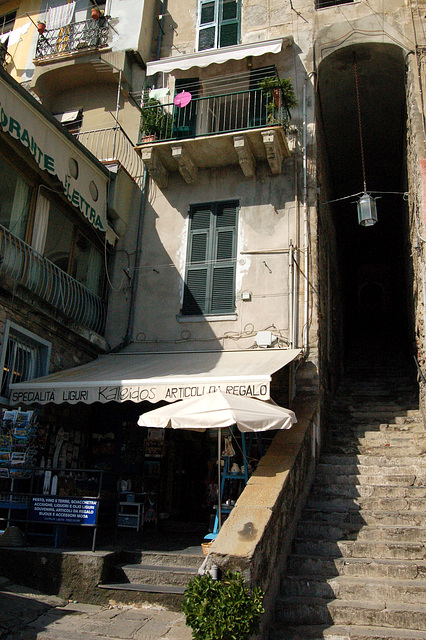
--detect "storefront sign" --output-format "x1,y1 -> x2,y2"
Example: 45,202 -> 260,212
30,497 -> 98,525
10,382 -> 270,405
0,75 -> 107,232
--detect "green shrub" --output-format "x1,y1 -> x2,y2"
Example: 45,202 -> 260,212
182,570 -> 264,640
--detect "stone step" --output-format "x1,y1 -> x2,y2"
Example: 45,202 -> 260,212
295,521 -> 426,543
116,563 -> 198,587
98,581 -> 186,595
309,484 -> 426,499
286,555 -> 426,580
271,623 -> 426,639
280,575 -> 426,604
314,472 -> 419,486
305,495 -> 426,512
319,455 -> 426,469
292,538 -> 426,560
327,445 -> 425,456
275,597 -> 426,630
302,508 -> 426,526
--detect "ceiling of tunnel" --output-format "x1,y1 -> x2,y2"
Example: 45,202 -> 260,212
317,43 -> 406,201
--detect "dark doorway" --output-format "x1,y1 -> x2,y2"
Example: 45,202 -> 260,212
317,43 -> 413,366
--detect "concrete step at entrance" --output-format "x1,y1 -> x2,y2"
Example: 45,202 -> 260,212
292,537 -> 426,560
296,521 -> 426,543
275,597 -> 426,630
280,575 -> 426,604
286,555 -> 426,580
272,624 -> 426,640
116,562 -> 198,587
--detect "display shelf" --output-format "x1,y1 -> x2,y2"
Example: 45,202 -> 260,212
117,501 -> 144,531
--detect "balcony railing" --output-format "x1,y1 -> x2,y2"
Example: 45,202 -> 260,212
0,224 -> 106,334
139,87 -> 290,143
76,126 -> 144,186
35,17 -> 110,60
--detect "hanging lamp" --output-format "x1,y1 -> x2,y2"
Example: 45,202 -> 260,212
354,53 -> 378,227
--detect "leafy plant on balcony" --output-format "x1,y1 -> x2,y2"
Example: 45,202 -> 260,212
140,97 -> 173,141
259,76 -> 298,130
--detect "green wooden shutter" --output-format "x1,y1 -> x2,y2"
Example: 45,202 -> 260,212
183,205 -> 212,314
210,202 -> 237,312
183,202 -> 238,315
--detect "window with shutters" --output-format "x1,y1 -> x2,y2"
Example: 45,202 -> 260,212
0,321 -> 51,402
316,0 -> 353,7
182,201 -> 238,316
197,0 -> 240,51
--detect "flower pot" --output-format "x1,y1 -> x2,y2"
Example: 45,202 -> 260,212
37,21 -> 46,34
91,7 -> 100,20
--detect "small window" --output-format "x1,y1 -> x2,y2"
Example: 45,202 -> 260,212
197,0 -> 240,51
0,321 -> 51,401
0,154 -> 31,241
0,10 -> 17,43
182,201 -> 238,315
316,0 -> 353,7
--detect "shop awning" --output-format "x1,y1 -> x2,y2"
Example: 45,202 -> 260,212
146,37 -> 293,76
9,348 -> 302,406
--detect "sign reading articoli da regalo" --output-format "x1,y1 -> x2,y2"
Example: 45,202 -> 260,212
0,77 -> 107,232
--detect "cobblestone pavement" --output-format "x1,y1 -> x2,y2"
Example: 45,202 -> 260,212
0,578 -> 192,640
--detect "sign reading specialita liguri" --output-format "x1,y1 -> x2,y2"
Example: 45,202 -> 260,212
30,497 -> 98,525
10,382 -> 270,405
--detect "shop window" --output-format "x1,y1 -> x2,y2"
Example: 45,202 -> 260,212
197,0 -> 240,51
316,0 -> 353,7
182,200 -> 238,315
0,155 -> 31,241
0,321 -> 51,401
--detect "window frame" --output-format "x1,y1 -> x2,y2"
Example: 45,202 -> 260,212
315,0 -> 354,8
196,0 -> 240,52
182,200 -> 238,316
0,321 -> 51,403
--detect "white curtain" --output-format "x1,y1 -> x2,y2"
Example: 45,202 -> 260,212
9,177 -> 30,240
32,194 -> 50,255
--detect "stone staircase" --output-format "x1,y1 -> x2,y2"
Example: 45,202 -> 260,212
271,354 -> 426,639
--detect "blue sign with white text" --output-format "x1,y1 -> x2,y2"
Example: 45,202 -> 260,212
30,497 -> 97,525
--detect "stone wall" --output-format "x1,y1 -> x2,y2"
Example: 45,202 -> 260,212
205,393 -> 318,637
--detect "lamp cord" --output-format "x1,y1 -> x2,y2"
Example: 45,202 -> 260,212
354,52 -> 367,193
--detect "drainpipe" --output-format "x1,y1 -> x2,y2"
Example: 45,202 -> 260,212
112,68 -> 122,161
289,241 -> 294,348
302,76 -> 309,353
124,166 -> 148,345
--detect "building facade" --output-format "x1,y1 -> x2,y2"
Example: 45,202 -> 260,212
2,0 -> 426,611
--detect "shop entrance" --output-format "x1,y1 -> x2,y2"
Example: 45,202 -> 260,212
317,43 -> 415,372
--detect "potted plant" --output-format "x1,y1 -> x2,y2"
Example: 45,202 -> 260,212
91,5 -> 101,20
259,76 -> 298,130
182,570 -> 264,640
37,21 -> 46,34
140,97 -> 173,142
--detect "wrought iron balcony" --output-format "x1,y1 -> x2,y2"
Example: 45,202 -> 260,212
139,87 -> 290,143
76,125 -> 144,186
0,224 -> 106,334
137,87 -> 292,186
35,17 -> 110,60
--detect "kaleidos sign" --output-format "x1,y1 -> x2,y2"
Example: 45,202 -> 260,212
0,77 -> 107,232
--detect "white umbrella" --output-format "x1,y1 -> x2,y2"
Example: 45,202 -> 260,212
138,390 -> 296,532
137,390 -> 296,432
